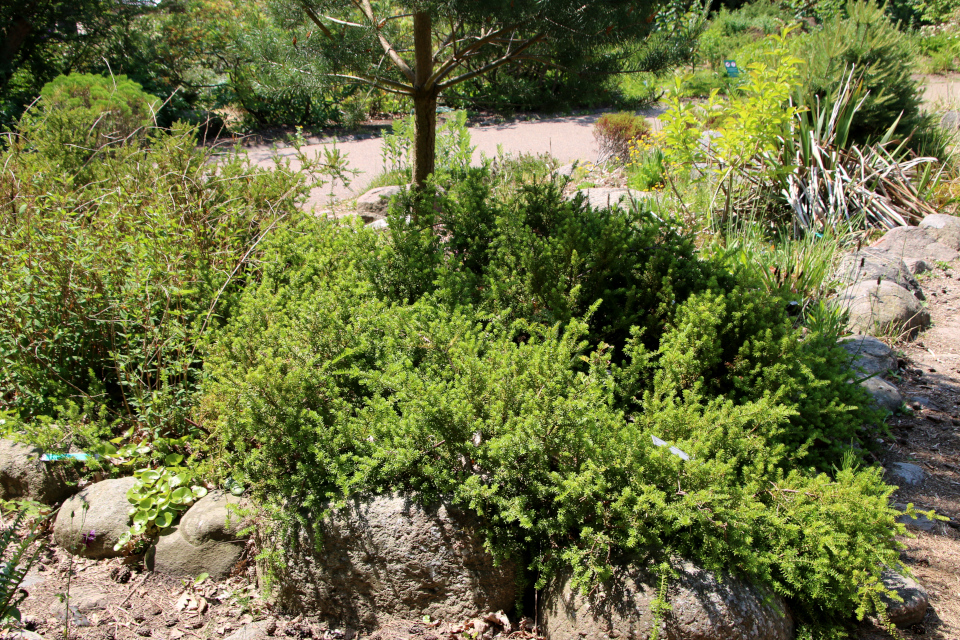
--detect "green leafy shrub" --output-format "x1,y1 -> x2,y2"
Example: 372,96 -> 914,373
697,2 -> 789,70
370,171 -> 721,353
625,286 -> 882,467
798,1 -> 924,146
593,112 -> 652,162
203,205 -> 900,632
0,111 -> 313,438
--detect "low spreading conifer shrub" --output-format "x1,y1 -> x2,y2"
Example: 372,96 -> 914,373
203,170 -> 904,634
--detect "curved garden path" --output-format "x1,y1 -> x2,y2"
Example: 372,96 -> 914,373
246,110 -> 663,211
243,73 -> 960,213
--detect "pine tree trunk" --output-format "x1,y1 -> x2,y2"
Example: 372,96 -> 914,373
412,90 -> 437,189
412,11 -> 436,191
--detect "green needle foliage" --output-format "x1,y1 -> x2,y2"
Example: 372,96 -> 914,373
798,0 -> 924,146
204,170 -> 901,634
260,0 -> 702,186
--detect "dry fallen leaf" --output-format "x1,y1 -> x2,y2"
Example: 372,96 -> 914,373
175,593 -> 208,614
484,611 -> 511,634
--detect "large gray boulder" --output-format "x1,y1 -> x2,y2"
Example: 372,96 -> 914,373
834,249 -> 924,300
54,477 -> 137,559
838,336 -> 897,377
836,280 -> 930,337
0,439 -> 76,505
881,571 -> 929,627
541,562 -> 793,640
918,214 -> 960,251
356,185 -> 406,223
266,494 -> 515,630
861,377 -> 903,414
150,491 -> 250,580
872,225 -> 959,264
573,188 -> 653,212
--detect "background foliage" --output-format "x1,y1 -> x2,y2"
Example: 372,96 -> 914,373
0,81 -> 310,439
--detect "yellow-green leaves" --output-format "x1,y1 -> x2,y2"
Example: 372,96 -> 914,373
115,466 -> 208,551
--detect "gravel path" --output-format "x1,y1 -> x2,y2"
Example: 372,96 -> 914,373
246,110 -> 665,211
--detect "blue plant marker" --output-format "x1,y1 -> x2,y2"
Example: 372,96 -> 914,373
724,60 -> 739,78
40,452 -> 96,462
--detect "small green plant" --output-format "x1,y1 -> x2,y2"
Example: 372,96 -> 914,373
593,111 -> 651,163
115,462 -> 208,550
626,137 -> 667,190
0,511 -> 44,628
380,110 -> 475,177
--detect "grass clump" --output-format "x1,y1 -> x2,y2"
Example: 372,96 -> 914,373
593,112 -> 651,163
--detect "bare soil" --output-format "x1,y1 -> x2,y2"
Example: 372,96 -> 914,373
8,541 -> 531,640
858,267 -> 960,640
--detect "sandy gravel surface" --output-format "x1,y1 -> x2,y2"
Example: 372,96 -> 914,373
244,110 -> 663,210
246,114 -> 601,208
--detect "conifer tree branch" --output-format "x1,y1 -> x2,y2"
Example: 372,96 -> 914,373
327,73 -> 412,95
428,24 -> 524,86
360,0 -> 415,82
437,34 -> 544,89
299,4 -> 332,38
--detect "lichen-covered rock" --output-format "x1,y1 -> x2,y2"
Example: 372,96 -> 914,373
150,491 -> 250,580
872,225 -> 959,264
838,335 -> 897,377
836,281 -> 930,337
540,562 -> 793,640
0,439 -> 76,505
834,249 -> 924,300
54,477 -> 137,559
265,494 -> 515,630
881,571 -> 928,627
918,214 -> 960,251
150,527 -> 245,580
887,462 -> 925,487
